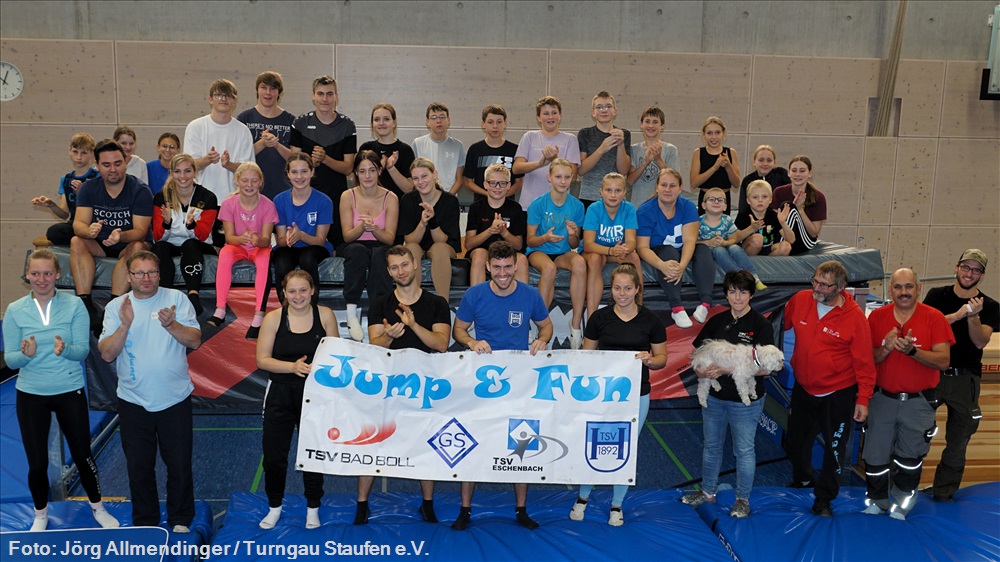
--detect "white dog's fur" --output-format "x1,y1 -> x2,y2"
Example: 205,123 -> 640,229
691,340 -> 784,407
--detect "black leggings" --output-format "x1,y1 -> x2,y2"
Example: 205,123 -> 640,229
16,388 -> 103,509
269,245 -> 331,305
152,239 -> 217,292
262,380 -> 325,508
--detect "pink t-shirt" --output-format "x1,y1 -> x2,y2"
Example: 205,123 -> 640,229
218,193 -> 278,251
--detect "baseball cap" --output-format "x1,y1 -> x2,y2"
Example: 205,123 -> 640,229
959,249 -> 988,269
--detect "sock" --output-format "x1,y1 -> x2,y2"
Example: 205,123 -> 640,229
419,499 -> 438,523
699,302 -> 710,310
575,497 -> 589,505
79,294 -> 95,313
353,501 -> 369,525
672,306 -> 685,314
515,506 -> 539,530
451,506 -> 472,531
251,314 -> 264,328
90,501 -> 119,528
346,303 -> 359,321
30,507 -> 48,532
187,292 -> 204,316
213,307 -> 226,320
571,328 -> 582,337
259,506 -> 281,529
610,506 -> 622,512
305,507 -> 320,529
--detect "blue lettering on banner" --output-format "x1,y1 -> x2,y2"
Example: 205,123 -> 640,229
313,355 -> 452,409
585,421 -> 631,472
474,365 -> 511,398
428,418 -> 478,468
532,365 -> 632,402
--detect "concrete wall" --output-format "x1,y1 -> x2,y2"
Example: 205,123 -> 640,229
1,1 -> 996,60
2,1 -> 999,313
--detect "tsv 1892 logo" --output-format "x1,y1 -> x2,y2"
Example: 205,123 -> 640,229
428,418 -> 478,468
585,421 -> 631,472
508,311 -> 523,328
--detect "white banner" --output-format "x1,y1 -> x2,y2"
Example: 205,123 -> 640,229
296,339 -> 641,485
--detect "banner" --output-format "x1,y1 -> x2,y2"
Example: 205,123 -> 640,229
296,339 -> 641,485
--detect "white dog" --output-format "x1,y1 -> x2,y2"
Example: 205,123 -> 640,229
691,340 -> 784,407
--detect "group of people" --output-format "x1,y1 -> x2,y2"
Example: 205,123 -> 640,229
31,72 -> 830,343
14,68 -> 995,533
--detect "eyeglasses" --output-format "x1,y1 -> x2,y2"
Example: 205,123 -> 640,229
594,104 -> 614,111
811,277 -> 838,290
212,93 -> 233,101
485,180 -> 510,189
428,114 -> 448,121
959,264 -> 985,275
129,270 -> 160,279
705,197 -> 726,204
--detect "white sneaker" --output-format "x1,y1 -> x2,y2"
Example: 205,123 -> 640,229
671,310 -> 693,329
172,525 -> 190,533
608,509 -> 624,526
692,304 -> 709,324
569,500 -> 587,521
347,316 -> 364,342
862,503 -> 885,515
92,506 -> 120,528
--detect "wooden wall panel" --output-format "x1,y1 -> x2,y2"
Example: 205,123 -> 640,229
750,56 -> 878,135
549,50 -> 753,134
886,225 -> 930,278
895,59 -> 945,137
0,39 -> 116,124
890,138 -> 938,226
925,226 -> 1000,298
0,224 -> 41,314
940,61 -> 1000,139
116,42 -> 334,124
335,45 -> 548,132
821,225 -> 859,248
931,139 -> 1000,226
857,225 -> 890,296
858,138 -> 897,225
0,125 -> 92,221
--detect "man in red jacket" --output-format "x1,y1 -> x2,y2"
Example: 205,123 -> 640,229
862,268 -> 952,520
783,260 -> 876,517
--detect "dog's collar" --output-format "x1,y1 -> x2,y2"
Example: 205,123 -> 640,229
751,346 -> 761,369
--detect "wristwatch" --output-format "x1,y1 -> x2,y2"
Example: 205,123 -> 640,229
907,346 -> 917,357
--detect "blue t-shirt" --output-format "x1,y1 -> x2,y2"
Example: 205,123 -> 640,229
636,196 -> 699,249
526,192 -> 585,255
698,214 -> 737,240
58,168 -> 100,220
583,200 -> 638,247
273,188 -> 334,254
146,160 -> 169,195
76,175 -> 154,246
456,281 -> 549,351
101,288 -> 198,412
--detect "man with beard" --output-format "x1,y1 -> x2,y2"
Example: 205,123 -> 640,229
782,260 -> 876,517
98,251 -> 201,533
71,139 -> 153,334
863,268 -> 953,520
451,240 -> 553,531
923,249 -> 999,502
357,245 -> 451,525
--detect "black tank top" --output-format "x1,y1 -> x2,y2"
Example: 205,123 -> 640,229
697,146 -> 734,214
269,304 -> 327,384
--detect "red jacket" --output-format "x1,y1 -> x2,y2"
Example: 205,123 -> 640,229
783,289 -> 876,406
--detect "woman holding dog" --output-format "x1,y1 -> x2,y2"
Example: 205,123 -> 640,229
682,269 -> 774,518
568,263 -> 667,527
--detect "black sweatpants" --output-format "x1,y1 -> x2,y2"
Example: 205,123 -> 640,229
262,380 -> 325,508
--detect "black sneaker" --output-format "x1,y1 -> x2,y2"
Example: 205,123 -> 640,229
451,509 -> 471,531
811,499 -> 833,518
786,479 -> 815,489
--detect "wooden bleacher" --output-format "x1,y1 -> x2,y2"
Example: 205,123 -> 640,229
920,333 -> 1000,489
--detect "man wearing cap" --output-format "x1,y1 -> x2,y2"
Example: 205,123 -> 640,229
923,249 -> 999,502
862,268 -> 953,520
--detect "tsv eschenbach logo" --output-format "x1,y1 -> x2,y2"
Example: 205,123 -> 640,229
585,421 -> 631,472
428,418 -> 478,468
